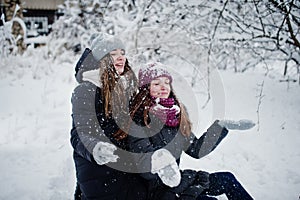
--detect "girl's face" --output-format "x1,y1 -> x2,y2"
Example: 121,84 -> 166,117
110,49 -> 126,74
150,76 -> 171,99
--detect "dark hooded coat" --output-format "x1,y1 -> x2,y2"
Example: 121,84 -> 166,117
70,48 -> 148,200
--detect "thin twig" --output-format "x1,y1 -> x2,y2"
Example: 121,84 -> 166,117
256,80 -> 265,131
203,0 -> 229,109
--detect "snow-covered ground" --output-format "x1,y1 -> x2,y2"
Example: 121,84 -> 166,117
0,48 -> 299,200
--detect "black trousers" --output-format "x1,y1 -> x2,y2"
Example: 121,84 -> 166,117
151,171 -> 252,200
74,171 -> 253,200
199,172 -> 253,200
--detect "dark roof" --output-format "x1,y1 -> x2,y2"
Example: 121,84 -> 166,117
21,0 -> 64,10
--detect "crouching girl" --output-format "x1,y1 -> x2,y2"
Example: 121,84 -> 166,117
127,62 -> 254,200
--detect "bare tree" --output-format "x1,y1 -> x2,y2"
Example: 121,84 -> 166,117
217,0 -> 300,81
50,0 -> 300,83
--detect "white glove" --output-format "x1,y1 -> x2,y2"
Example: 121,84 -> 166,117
218,119 -> 255,130
92,141 -> 119,165
151,149 -> 181,187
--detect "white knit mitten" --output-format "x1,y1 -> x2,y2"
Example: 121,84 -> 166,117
92,141 -> 119,165
151,149 -> 181,187
218,119 -> 255,130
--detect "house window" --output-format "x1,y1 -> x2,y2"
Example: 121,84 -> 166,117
24,17 -> 48,37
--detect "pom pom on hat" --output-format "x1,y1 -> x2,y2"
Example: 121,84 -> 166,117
138,62 -> 173,88
90,33 -> 125,61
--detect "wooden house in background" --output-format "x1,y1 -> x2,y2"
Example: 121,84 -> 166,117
0,0 -> 64,37
21,0 -> 64,37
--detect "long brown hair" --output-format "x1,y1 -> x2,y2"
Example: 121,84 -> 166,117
98,54 -> 138,141
98,54 -> 137,118
129,84 -> 192,137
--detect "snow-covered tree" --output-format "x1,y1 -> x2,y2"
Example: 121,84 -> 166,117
47,0 -> 110,59
48,0 -> 299,83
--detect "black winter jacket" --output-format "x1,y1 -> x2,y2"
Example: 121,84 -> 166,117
127,107 -> 228,199
70,48 -> 147,200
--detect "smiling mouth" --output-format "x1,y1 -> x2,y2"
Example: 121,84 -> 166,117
160,92 -> 168,96
115,63 -> 124,68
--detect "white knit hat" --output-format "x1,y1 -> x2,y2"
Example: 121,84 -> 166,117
90,33 -> 125,62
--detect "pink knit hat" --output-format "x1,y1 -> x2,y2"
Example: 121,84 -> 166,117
138,62 -> 173,87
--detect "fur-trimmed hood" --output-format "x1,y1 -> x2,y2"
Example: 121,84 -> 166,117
75,48 -> 100,85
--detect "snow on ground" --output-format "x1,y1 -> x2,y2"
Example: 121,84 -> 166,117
180,70 -> 300,200
0,50 -> 299,200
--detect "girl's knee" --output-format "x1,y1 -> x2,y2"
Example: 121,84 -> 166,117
218,171 -> 235,179
210,171 -> 237,184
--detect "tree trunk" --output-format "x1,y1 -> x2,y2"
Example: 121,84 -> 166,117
4,0 -> 26,53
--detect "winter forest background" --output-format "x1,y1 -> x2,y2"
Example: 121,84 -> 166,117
0,0 -> 300,199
